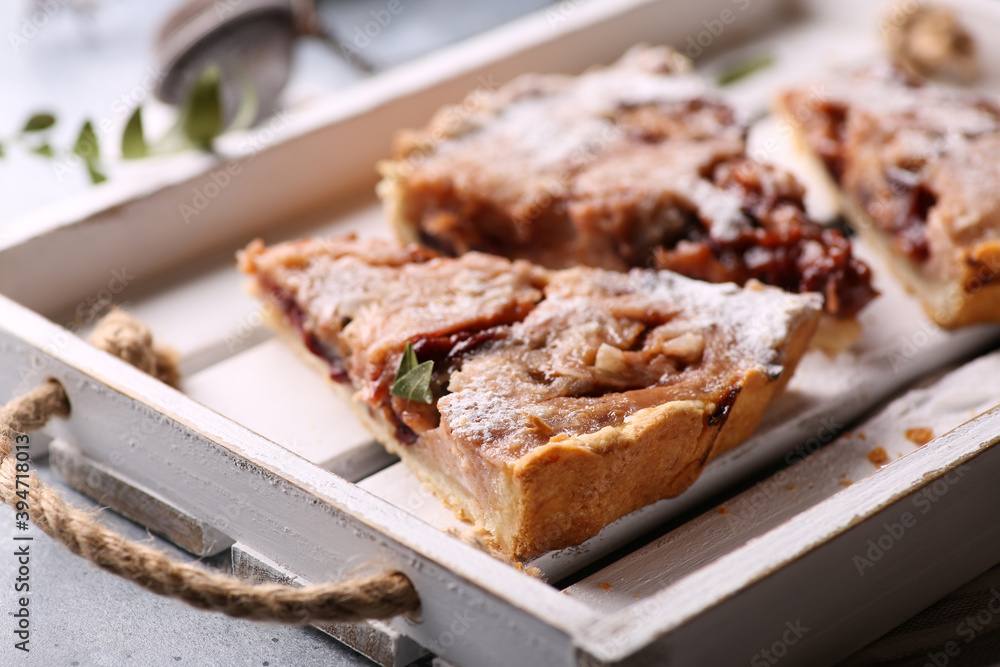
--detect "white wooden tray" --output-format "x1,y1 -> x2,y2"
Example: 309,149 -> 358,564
3,0 -> 1000,664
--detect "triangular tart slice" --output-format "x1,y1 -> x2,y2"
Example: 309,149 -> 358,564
239,235 -> 821,558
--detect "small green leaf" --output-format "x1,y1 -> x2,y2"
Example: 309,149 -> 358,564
121,106 -> 148,159
32,143 -> 53,157
390,342 -> 435,404
397,342 -> 420,376
0,141 -> 6,158
86,162 -> 107,185
22,112 -> 56,133
73,120 -> 100,162
182,63 -> 224,150
717,54 -> 775,86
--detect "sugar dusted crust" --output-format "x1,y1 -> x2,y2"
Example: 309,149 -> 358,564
378,45 -> 876,320
777,62 -> 1000,328
239,236 -> 821,558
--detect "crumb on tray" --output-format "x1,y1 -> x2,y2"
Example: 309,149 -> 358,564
867,446 -> 890,467
905,426 -> 934,445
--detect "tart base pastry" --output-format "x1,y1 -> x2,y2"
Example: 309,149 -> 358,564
239,236 -> 822,558
777,62 -> 1000,328
378,45 -> 876,320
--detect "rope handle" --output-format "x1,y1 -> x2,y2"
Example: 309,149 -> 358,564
0,309 -> 419,623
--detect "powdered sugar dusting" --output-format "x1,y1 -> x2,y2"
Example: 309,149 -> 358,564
249,236 -> 821,466
441,265 -> 821,459
442,388 -> 529,453
613,268 -> 820,373
680,175 -> 748,242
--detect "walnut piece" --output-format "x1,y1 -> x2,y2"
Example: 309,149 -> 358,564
884,4 -> 978,82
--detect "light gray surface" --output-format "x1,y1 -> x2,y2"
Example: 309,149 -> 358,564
0,458 -> 377,667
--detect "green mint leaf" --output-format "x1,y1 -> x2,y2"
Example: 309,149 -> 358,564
398,342 -> 420,376
717,54 -> 775,86
86,162 -> 107,185
390,342 -> 434,404
182,63 -> 224,150
0,141 -> 4,158
73,120 -> 100,162
72,120 -> 106,184
22,113 -> 56,133
32,143 -> 53,157
121,106 -> 148,159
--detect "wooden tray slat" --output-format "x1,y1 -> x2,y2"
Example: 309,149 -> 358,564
567,350 -> 1000,613
357,462 -> 467,533
49,438 -> 235,557
182,338 -> 395,478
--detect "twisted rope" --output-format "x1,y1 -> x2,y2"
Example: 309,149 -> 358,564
0,310 -> 419,623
